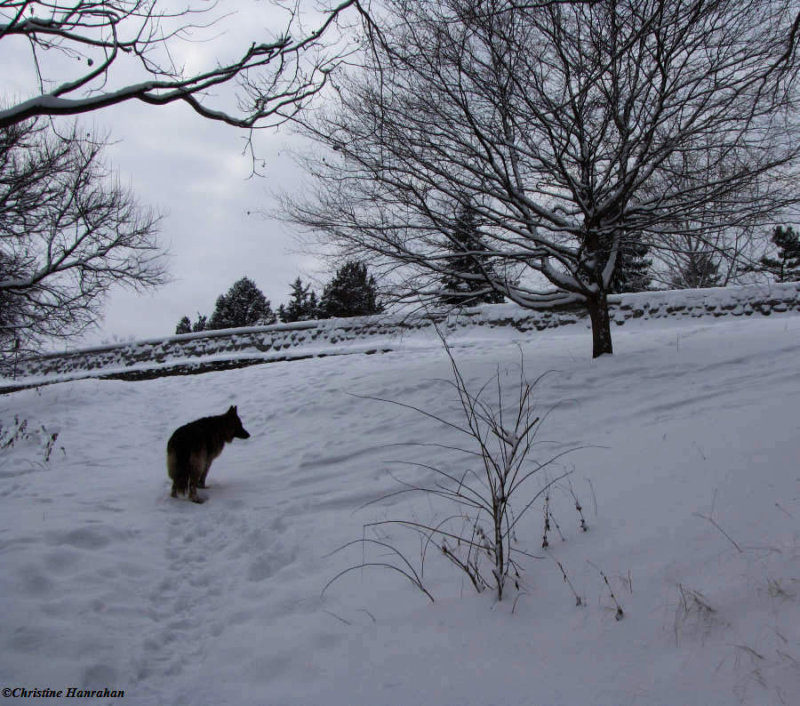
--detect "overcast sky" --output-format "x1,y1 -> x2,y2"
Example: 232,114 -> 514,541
92,101 -> 321,346
2,1 -> 344,348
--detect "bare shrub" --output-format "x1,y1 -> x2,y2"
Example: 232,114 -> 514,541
326,334 -> 591,603
0,415 -> 64,470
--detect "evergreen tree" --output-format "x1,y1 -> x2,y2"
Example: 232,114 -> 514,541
174,313 -> 207,333
308,290 -> 319,318
609,239 -> 652,294
320,261 -> 383,318
207,277 -> 275,330
175,316 -> 191,335
759,225 -> 800,282
440,202 -> 505,306
670,250 -> 721,289
279,278 -> 319,322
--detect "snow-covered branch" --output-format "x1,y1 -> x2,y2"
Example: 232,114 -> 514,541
0,0 -> 369,129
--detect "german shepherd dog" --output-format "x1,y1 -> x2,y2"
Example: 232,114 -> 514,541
167,406 -> 250,503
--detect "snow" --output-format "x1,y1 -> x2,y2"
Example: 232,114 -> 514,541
9,281 -> 800,388
1,313 -> 799,705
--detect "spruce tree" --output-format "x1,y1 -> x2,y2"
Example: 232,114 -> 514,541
320,261 -> 383,318
670,250 -> 721,289
207,277 -> 275,330
192,314 -> 207,332
280,278 -> 319,322
308,291 -> 319,318
609,240 -> 652,294
440,202 -> 505,306
759,226 -> 800,282
175,316 -> 191,334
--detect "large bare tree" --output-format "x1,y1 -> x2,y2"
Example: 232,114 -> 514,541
0,119 -> 165,355
287,0 -> 800,357
0,0 -> 368,130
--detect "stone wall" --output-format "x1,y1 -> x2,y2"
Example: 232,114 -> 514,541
3,282 -> 799,390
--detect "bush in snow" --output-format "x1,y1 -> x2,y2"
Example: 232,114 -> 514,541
327,335 -> 588,603
0,416 -> 62,465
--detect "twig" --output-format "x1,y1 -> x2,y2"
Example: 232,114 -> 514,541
323,538 -> 435,603
693,511 -> 744,553
568,479 -> 588,532
553,558 -> 584,607
588,560 -> 624,620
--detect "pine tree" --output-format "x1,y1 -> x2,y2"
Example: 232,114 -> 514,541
175,316 -> 191,335
308,290 -> 319,318
320,261 -> 383,318
609,240 -> 652,294
192,314 -> 207,332
440,202 -> 505,306
670,250 -> 721,289
207,277 -> 275,330
279,278 -> 319,322
759,225 -> 800,282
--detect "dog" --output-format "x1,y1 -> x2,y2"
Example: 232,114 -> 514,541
167,405 -> 250,504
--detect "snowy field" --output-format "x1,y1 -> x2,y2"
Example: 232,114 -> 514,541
1,313 -> 799,706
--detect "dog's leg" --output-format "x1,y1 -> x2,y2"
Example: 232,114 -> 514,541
188,474 -> 205,504
198,461 -> 212,489
171,483 -> 178,499
189,487 -> 205,504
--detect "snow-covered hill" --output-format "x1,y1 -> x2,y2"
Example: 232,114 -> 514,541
1,312 -> 799,705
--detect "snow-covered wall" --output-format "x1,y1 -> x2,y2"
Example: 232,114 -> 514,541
3,282 -> 800,390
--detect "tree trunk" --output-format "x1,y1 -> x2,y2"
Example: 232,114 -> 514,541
586,293 -> 613,358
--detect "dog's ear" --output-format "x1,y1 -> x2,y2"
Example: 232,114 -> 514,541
227,405 -> 235,415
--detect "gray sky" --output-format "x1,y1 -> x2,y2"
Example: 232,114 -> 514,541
90,101 -> 320,346
1,1 -> 341,348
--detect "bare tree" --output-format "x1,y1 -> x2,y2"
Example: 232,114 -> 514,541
665,247 -> 722,290
652,224 -> 760,289
287,0 -> 800,357
0,119 -> 165,355
0,0 -> 368,131
645,140 -> 789,288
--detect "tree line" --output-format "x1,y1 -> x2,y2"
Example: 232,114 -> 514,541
177,220 -> 800,336
174,261 -> 383,334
